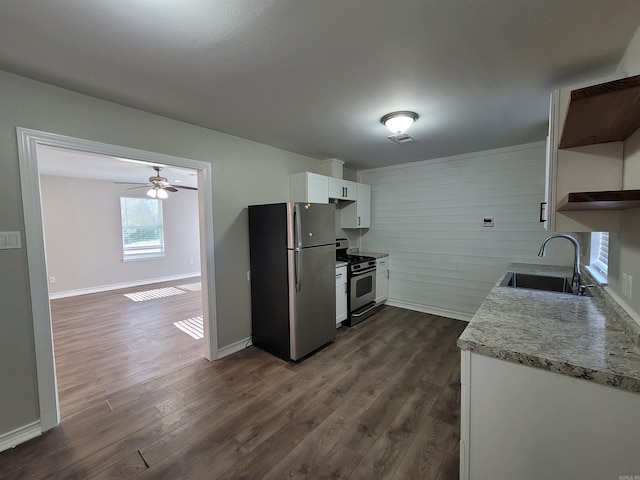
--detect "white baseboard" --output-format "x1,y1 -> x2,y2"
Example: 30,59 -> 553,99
218,336 -> 252,359
0,421 -> 41,453
385,299 -> 473,322
49,272 -> 201,299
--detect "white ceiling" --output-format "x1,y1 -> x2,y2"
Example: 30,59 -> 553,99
36,144 -> 198,188
2,1 -> 640,172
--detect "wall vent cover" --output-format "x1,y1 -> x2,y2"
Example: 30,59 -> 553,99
387,133 -> 417,144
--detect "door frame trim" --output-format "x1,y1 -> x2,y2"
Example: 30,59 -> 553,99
17,128 -> 219,431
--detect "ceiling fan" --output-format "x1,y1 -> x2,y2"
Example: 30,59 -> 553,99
116,166 -> 197,199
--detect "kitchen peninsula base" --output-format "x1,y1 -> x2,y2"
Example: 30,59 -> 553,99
460,350 -> 640,479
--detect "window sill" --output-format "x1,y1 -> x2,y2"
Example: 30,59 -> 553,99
585,264 -> 608,286
123,254 -> 166,262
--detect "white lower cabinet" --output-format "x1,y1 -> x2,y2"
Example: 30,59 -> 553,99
375,256 -> 388,304
336,265 -> 347,326
459,350 -> 640,479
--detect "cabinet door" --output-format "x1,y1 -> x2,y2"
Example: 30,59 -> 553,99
328,178 -> 344,199
375,257 -> 388,304
328,178 -> 358,201
340,182 -> 371,228
356,184 -> 371,228
290,172 -> 329,203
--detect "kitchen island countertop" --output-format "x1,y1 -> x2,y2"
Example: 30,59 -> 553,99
457,262 -> 640,394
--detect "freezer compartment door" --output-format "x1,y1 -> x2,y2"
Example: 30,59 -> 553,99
288,244 -> 336,360
293,202 -> 336,249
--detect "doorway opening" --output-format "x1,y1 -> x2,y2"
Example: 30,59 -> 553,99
18,128 -> 218,431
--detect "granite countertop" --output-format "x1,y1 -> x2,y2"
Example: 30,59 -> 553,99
457,262 -> 640,394
336,261 -> 348,268
359,251 -> 389,259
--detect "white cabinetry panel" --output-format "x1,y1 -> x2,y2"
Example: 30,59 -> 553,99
290,172 -> 328,203
335,265 -> 347,325
341,183 -> 370,228
460,351 -> 640,479
375,256 -> 388,304
328,178 -> 357,201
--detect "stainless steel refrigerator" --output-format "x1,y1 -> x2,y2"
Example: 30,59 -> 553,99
248,202 -> 336,361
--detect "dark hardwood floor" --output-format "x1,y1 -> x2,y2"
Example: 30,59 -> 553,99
0,298 -> 466,479
51,278 -> 205,417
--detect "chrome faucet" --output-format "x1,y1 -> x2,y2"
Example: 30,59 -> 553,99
538,234 -> 581,290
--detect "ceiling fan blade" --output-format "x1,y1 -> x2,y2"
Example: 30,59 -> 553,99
127,185 -> 149,190
164,186 -> 178,192
114,181 -> 147,185
174,185 -> 198,191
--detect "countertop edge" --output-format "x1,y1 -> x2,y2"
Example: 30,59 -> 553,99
456,338 -> 640,394
458,262 -> 640,395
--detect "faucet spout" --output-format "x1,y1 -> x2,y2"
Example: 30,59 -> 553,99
538,234 -> 581,290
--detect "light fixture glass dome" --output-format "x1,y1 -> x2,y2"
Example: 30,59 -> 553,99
381,111 -> 419,134
147,188 -> 157,198
157,188 -> 169,199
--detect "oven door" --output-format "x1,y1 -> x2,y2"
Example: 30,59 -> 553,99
350,268 -> 376,312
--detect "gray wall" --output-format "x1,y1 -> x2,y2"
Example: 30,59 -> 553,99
41,175 -> 200,295
0,71 -> 322,436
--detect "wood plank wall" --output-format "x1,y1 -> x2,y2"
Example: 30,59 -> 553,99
358,141 -> 574,321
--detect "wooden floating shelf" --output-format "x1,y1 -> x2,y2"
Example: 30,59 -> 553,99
559,74 -> 640,149
557,189 -> 640,211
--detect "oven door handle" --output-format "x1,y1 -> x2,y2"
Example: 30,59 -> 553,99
352,266 -> 377,276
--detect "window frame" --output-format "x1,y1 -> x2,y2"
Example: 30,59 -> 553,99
120,196 -> 165,261
586,231 -> 608,285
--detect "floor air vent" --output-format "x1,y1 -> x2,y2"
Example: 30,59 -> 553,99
387,132 -> 417,144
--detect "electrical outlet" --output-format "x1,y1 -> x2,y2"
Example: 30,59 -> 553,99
628,275 -> 633,299
622,273 -> 628,298
49,276 -> 56,284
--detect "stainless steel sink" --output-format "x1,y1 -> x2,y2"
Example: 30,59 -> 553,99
500,272 -> 592,296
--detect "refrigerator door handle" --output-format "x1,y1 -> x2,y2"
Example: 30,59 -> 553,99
295,248 -> 301,291
294,203 -> 302,250
294,203 -> 302,291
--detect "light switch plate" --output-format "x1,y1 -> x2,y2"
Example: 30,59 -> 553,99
628,275 -> 633,299
0,231 -> 22,249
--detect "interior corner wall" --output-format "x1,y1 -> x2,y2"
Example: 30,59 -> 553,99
609,25 -> 640,318
357,142 -> 574,320
0,70 -> 322,437
40,175 -> 200,295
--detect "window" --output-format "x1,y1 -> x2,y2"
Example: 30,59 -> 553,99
120,197 -> 164,260
587,231 -> 609,283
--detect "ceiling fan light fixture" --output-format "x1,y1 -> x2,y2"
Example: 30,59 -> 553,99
381,111 -> 419,134
147,188 -> 157,198
156,188 -> 169,199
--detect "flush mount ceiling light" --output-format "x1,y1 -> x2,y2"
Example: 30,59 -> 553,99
380,111 -> 419,134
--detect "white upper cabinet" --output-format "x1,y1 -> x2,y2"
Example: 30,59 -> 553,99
328,178 -> 357,201
341,183 -> 371,228
290,172 -> 329,204
290,172 -> 371,228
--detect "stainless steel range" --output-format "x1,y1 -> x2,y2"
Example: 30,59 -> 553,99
336,238 -> 377,326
